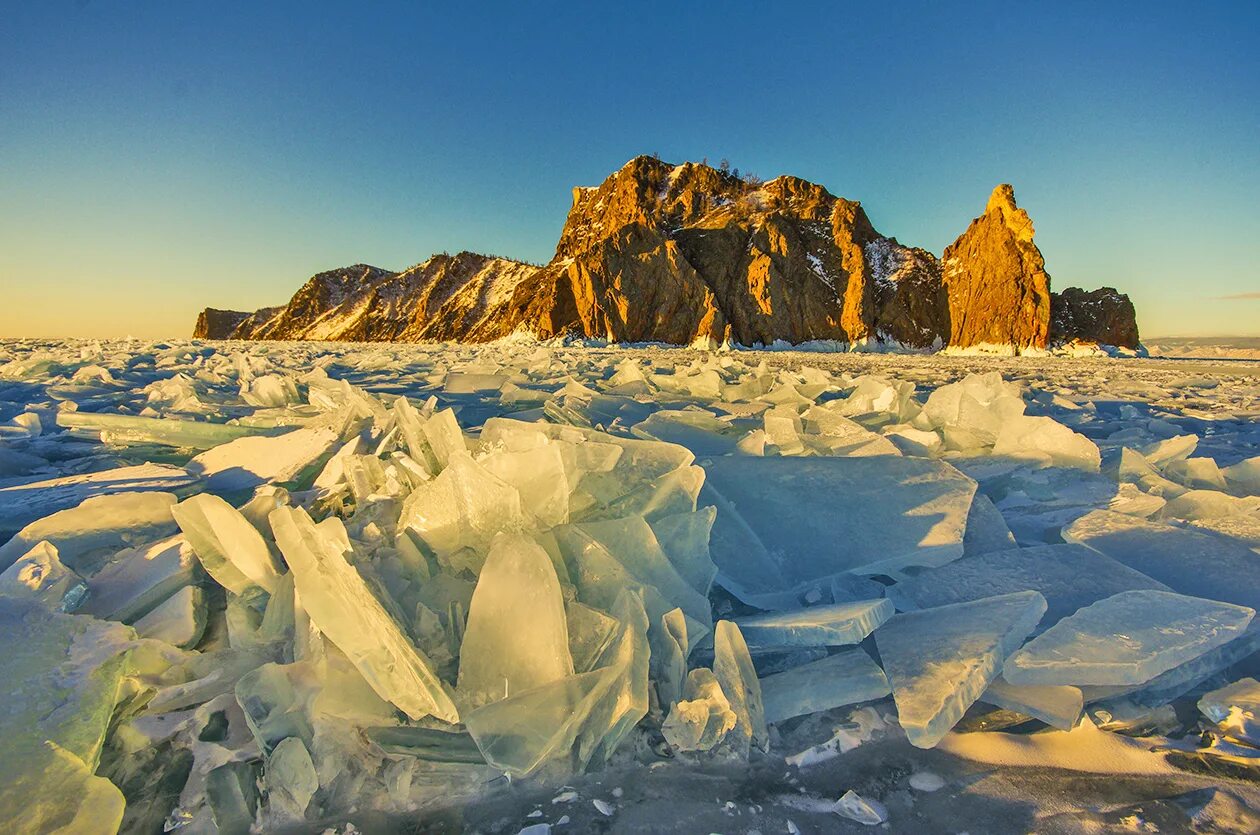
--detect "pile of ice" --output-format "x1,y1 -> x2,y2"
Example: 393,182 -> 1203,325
2,338 -> 1259,832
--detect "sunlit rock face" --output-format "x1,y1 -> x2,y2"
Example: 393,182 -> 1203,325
1050,286 -> 1141,348
196,158 -> 1137,350
941,184 -> 1052,352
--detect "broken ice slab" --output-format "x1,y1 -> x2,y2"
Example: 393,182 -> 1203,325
171,493 -> 283,595
886,544 -> 1170,633
457,533 -> 574,711
270,506 -> 458,723
79,535 -> 202,623
133,584 -> 207,648
1064,510 -> 1260,610
982,676 -> 1083,730
1139,433 -> 1198,466
991,415 -> 1101,471
0,463 -> 192,538
1110,447 -> 1188,498
56,410 -> 284,449
482,417 -> 691,510
712,620 -> 768,754
701,455 -> 976,609
760,649 -> 891,724
187,425 -> 340,492
1161,489 -> 1260,522
734,599 -> 892,649
1004,590 -> 1254,687
1199,677 -> 1260,746
801,407 -> 901,456
567,600 -> 620,675
0,540 -> 89,611
1081,622 -> 1260,709
875,591 -> 1047,749
0,491 -> 180,574
661,668 -> 738,751
0,596 -> 133,834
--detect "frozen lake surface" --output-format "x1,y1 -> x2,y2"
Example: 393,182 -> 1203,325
1,338 -> 1259,834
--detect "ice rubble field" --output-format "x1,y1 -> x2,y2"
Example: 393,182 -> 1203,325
1,339 -> 1260,834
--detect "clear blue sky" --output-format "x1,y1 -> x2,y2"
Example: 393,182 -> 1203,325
2,1 -> 1256,338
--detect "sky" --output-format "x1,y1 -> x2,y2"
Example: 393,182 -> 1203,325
1,1 -> 1257,339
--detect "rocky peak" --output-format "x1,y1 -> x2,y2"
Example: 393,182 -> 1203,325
941,184 -> 1050,351
985,183 -> 1035,243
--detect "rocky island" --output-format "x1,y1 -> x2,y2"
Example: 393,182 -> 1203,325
195,157 -> 1139,353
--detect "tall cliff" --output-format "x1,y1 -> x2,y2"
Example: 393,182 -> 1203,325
201,157 -> 1137,351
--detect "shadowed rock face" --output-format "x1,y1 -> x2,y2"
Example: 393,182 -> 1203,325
194,158 -> 1136,350
941,185 -> 1051,351
1051,286 -> 1140,348
193,309 -> 250,339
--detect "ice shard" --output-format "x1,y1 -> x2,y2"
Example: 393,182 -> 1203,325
875,591 -> 1047,748
56,410 -> 283,449
463,591 -> 648,777
566,601 -> 620,674
702,456 -> 977,608
457,533 -> 574,711
651,607 -> 689,710
270,505 -> 458,723
712,620 -> 768,754
962,493 -> 1017,555
0,596 -> 133,834
133,584 -> 207,648
735,599 -> 893,649
886,544 -> 1169,632
172,493 -> 283,594
1004,590 -> 1254,686
760,649 -> 891,724
1064,510 -> 1260,610
399,452 -> 526,567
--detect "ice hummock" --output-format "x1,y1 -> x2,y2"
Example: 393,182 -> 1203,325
4,339 -> 1260,828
